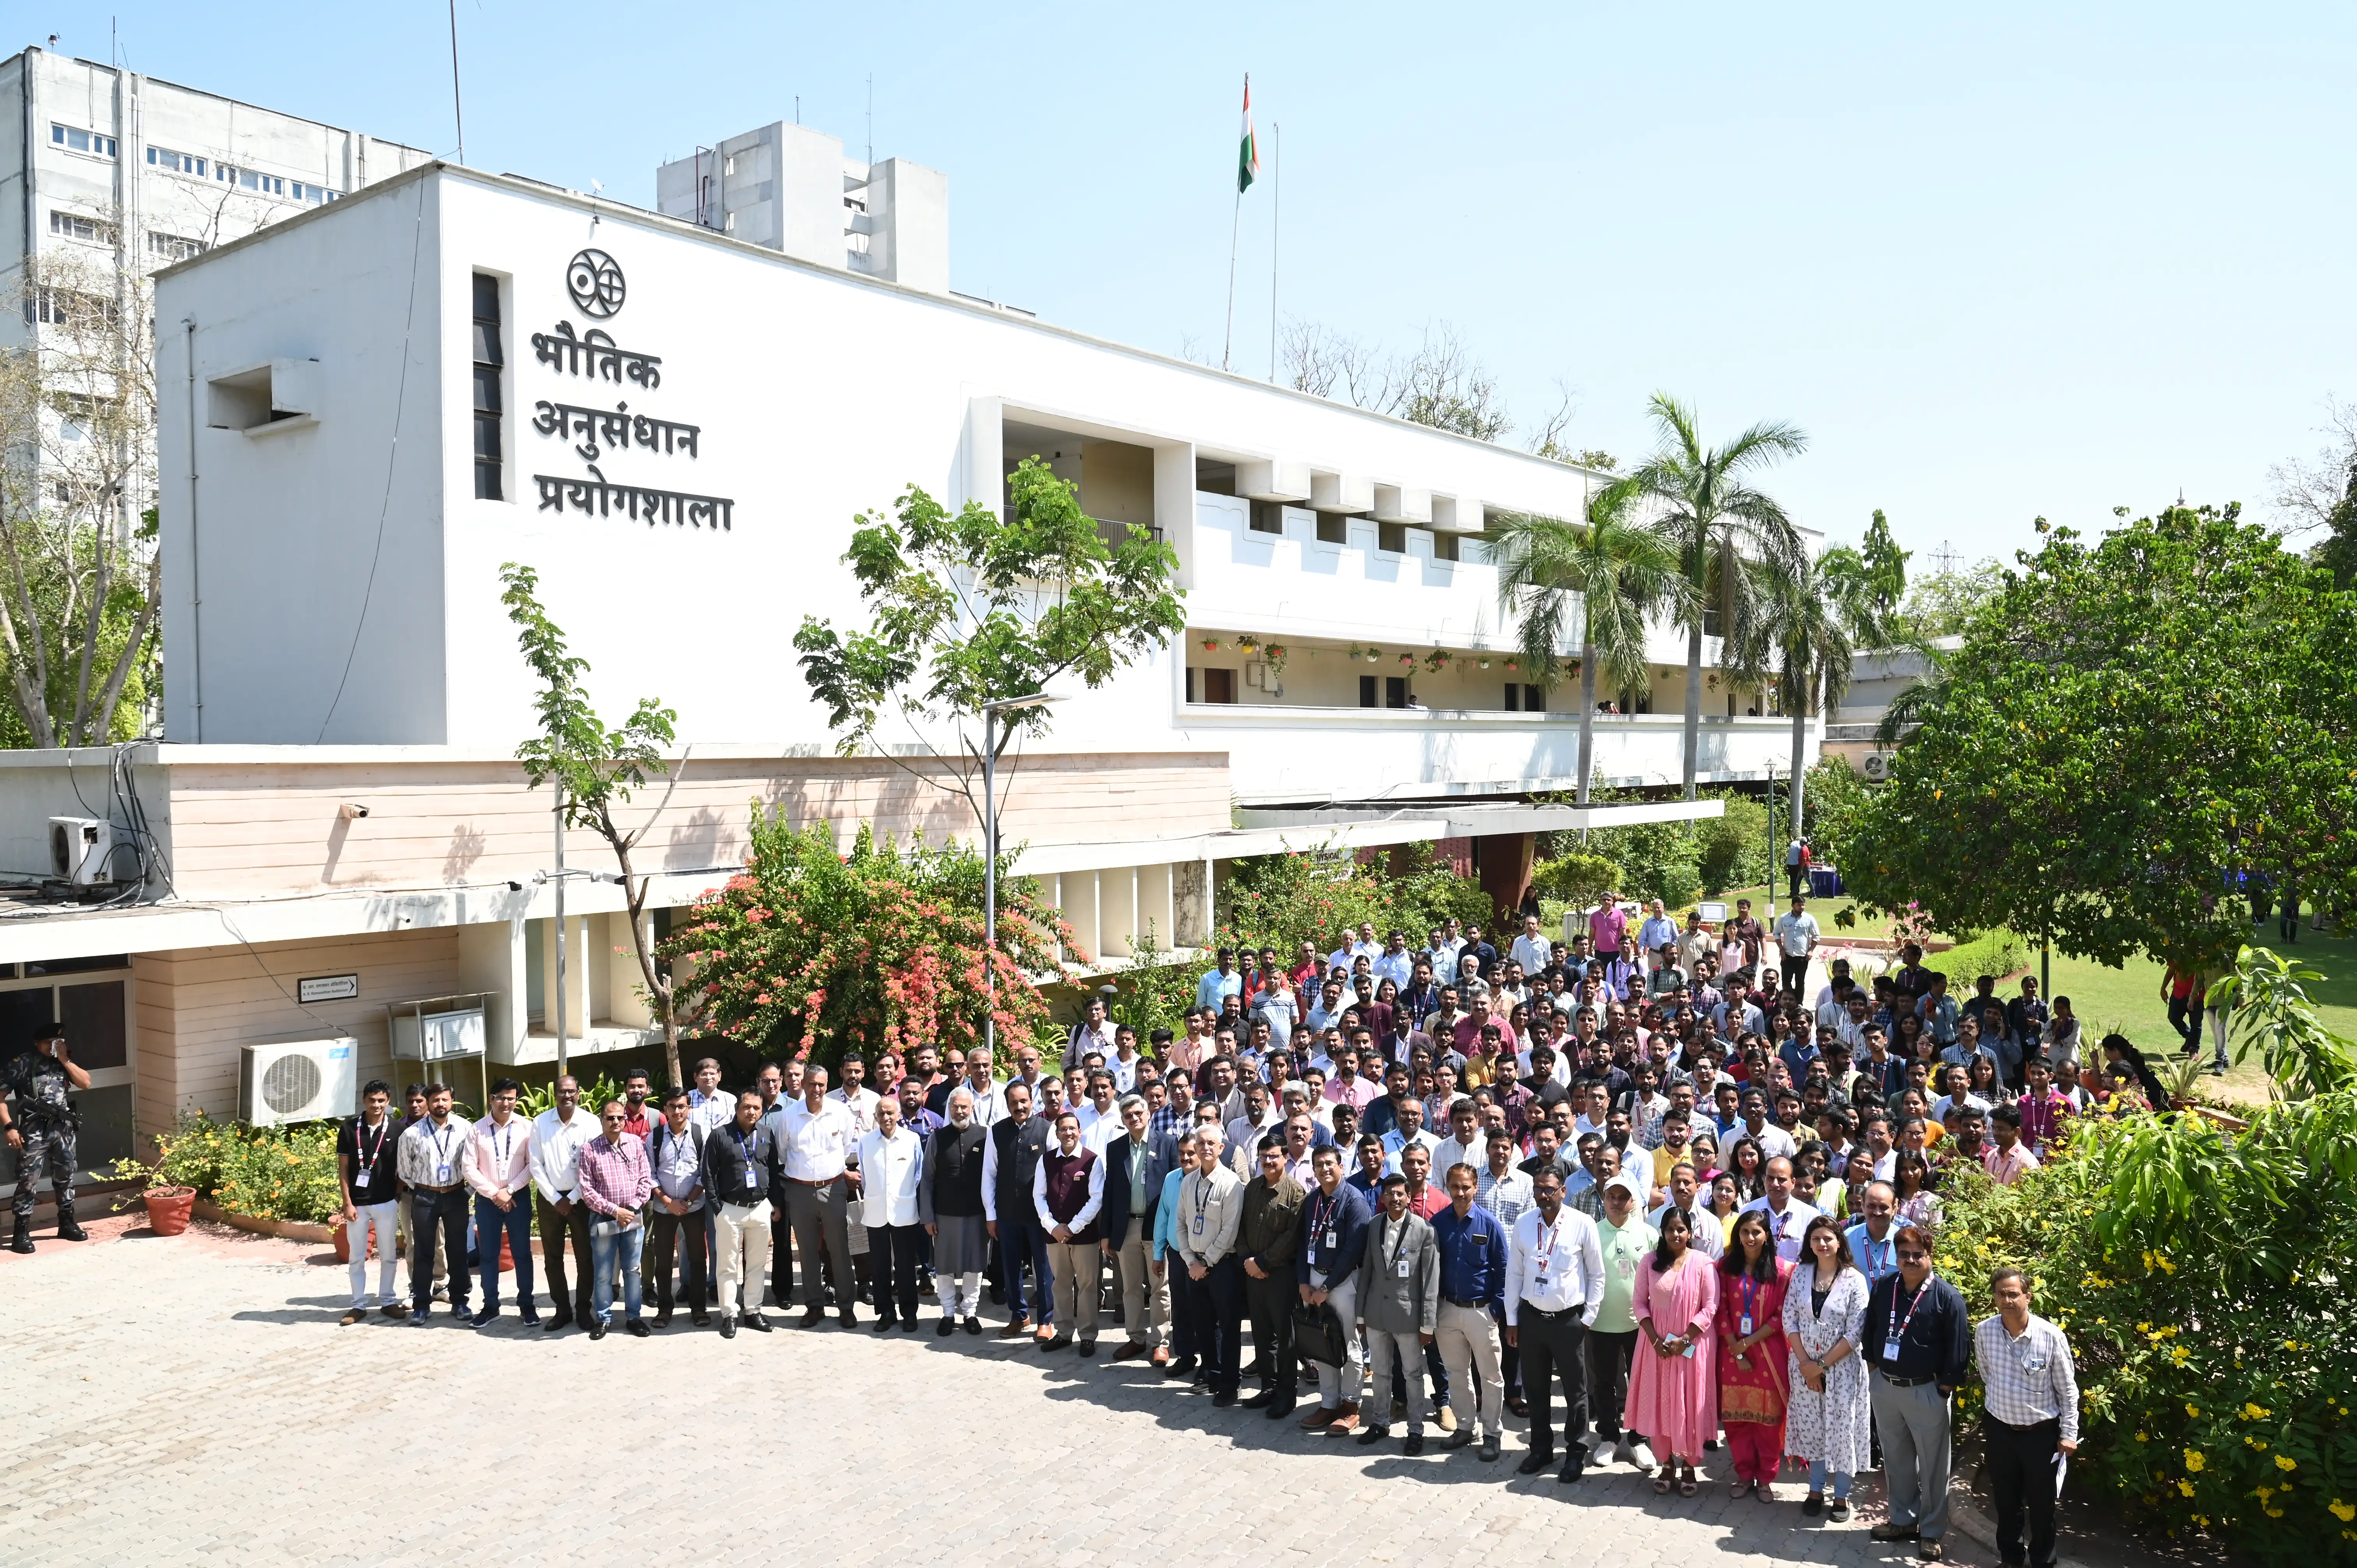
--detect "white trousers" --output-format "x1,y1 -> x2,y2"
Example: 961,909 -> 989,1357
1435,1299 -> 1506,1437
346,1201 -> 399,1307
938,1272 -> 983,1317
712,1199 -> 774,1319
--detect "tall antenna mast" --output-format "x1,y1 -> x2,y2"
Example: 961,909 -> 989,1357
866,75 -> 874,164
447,0 -> 465,163
1269,122 -> 1280,382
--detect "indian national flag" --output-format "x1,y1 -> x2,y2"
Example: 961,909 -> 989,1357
1237,76 -> 1258,193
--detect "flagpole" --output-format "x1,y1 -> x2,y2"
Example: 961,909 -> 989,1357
1268,122 -> 1280,381
1223,182 -> 1241,372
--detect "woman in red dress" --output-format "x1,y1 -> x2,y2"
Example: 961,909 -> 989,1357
1715,1207 -> 1794,1499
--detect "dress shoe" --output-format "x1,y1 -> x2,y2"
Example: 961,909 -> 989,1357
1076,1340 -> 1096,1358
653,1310 -> 673,1329
625,1319 -> 650,1338
1043,1333 -> 1072,1352
1326,1402 -> 1361,1435
1480,1434 -> 1500,1462
1505,1397 -> 1528,1417
339,1307 -> 366,1326
1111,1340 -> 1146,1362
1210,1389 -> 1237,1408
720,1316 -> 738,1339
1264,1400 -> 1296,1421
936,1317 -> 956,1337
1034,1323 -> 1057,1343
1557,1455 -> 1585,1484
381,1304 -> 408,1322
1517,1450 -> 1553,1475
1871,1525 -> 1920,1543
800,1308 -> 824,1328
1356,1424 -> 1391,1447
838,1307 -> 858,1328
691,1312 -> 710,1327
1447,1428 -> 1475,1450
999,1317 -> 1031,1339
742,1311 -> 772,1333
901,1317 -> 919,1333
1917,1546 -> 1945,1563
963,1317 -> 981,1335
1166,1356 -> 1196,1377
1299,1405 -> 1335,1430
1404,1433 -> 1426,1456
873,1316 -> 895,1334
588,1320 -> 607,1340
1241,1388 -> 1277,1409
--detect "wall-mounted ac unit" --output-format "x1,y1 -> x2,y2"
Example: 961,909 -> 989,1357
49,816 -> 114,884
240,1036 -> 358,1126
1861,751 -> 1896,781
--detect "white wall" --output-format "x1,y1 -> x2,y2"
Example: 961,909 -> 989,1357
155,168 -> 1804,795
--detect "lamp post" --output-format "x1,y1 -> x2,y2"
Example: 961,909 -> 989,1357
981,693 -> 1064,1059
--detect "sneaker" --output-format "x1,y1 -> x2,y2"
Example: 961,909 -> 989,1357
1356,1424 -> 1391,1447
468,1307 -> 497,1328
1404,1432 -> 1426,1456
408,1309 -> 428,1326
1802,1492 -> 1824,1517
1628,1441 -> 1657,1471
936,1317 -> 956,1337
1480,1434 -> 1500,1462
1828,1499 -> 1852,1523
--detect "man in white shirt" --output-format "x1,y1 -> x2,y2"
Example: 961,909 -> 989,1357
1032,1109 -> 1108,1354
528,1074 -> 600,1332
465,1076 -> 536,1328
1430,922 -> 1465,981
1504,1164 -> 1607,1481
956,1046 -> 1008,1126
1075,1070 -> 1124,1154
1648,1164 -> 1727,1260
772,1065 -> 860,1328
397,1082 -> 475,1327
1510,915 -> 1553,981
1771,895 -> 1821,997
1374,931 -> 1416,992
685,1058 -> 735,1132
1432,1098 -> 1485,1176
858,1094 -> 927,1332
1737,1155 -> 1822,1264
1175,1126 -> 1249,1405
1065,996 -> 1117,1069
1736,1088 -> 1800,1162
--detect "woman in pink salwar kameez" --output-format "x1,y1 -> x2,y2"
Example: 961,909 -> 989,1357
1626,1205 -> 1719,1496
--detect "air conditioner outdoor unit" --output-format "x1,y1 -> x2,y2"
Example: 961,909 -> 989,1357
48,816 -> 114,885
239,1036 -> 359,1127
1862,751 -> 1895,781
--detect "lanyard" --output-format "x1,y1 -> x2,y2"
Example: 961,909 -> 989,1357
355,1117 -> 388,1168
1740,1273 -> 1761,1320
426,1122 -> 454,1167
1308,1190 -> 1340,1246
488,1119 -> 512,1171
1532,1215 -> 1560,1271
1193,1173 -> 1214,1230
730,1121 -> 762,1180
1889,1278 -> 1933,1346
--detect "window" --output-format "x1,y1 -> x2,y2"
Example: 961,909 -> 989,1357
1314,514 -> 1347,545
48,210 -> 117,245
23,288 -> 116,330
290,182 -> 338,204
1385,676 -> 1408,709
1200,667 -> 1236,704
50,124 -> 117,158
1248,500 -> 1284,534
1504,682 -> 1520,712
148,231 -> 207,264
1432,533 -> 1460,563
147,145 -> 207,177
1524,684 -> 1544,713
1360,675 -> 1380,708
218,165 -> 288,197
1377,522 -> 1407,554
472,273 -> 504,500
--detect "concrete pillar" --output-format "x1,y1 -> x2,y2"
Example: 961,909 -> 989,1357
1475,832 -> 1535,924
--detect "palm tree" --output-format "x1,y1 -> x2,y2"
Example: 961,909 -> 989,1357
1624,393 -> 1809,798
1754,545 -> 1885,838
1490,480 -> 1690,804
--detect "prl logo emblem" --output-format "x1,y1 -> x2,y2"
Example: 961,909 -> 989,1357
567,249 -> 625,319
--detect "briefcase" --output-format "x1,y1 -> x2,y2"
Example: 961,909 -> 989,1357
1293,1302 -> 1344,1368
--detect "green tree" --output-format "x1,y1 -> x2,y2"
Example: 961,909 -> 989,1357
1839,505 -> 2357,973
1756,544 -> 1887,842
1624,393 -> 1809,798
794,457 -> 1186,835
1489,481 -> 1690,805
1857,508 -> 1910,622
498,562 -> 689,1086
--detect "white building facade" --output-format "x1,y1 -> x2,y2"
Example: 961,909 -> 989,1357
1,152 -> 1809,1188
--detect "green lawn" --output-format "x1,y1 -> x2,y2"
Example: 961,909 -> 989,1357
1693,884 -> 2357,1106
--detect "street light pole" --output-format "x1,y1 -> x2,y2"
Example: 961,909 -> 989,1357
980,694 -> 1063,1060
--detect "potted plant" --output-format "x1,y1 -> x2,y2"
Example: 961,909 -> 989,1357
108,1154 -> 196,1237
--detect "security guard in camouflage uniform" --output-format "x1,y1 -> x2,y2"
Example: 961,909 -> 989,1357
5,1021 -> 93,1252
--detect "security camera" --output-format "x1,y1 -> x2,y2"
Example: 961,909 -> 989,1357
339,802 -> 369,820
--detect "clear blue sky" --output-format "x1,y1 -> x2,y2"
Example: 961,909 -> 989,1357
65,1 -> 2357,567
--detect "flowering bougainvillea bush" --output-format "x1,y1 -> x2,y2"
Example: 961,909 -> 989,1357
660,807 -> 1076,1067
1939,1095 -> 2357,1560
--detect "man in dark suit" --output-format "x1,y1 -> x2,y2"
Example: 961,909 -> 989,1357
982,1080 -> 1055,1342
1101,1094 -> 1177,1363
1239,1134 -> 1306,1418
1355,1172 -> 1442,1454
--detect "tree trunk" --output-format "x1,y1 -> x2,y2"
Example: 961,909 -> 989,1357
1789,660 -> 1810,846
1576,638 -> 1598,805
609,833 -> 683,1089
1683,620 -> 1704,800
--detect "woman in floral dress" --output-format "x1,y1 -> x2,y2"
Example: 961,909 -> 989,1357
1783,1215 -> 1872,1521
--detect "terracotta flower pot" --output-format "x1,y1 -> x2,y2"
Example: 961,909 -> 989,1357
499,1229 -> 516,1273
143,1185 -> 196,1236
332,1221 -> 352,1263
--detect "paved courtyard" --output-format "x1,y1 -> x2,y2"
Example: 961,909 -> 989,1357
0,1218 -> 2023,1568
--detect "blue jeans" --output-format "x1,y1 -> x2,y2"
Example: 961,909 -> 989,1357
1000,1213 -> 1053,1326
474,1193 -> 536,1315
1808,1458 -> 1853,1499
589,1218 -> 645,1323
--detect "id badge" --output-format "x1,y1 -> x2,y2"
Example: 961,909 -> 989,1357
352,1170 -> 371,1190
1193,1215 -> 1206,1235
1740,1314 -> 1754,1336
1396,1255 -> 1412,1279
1324,1229 -> 1337,1250
435,1164 -> 452,1184
1534,1265 -> 1549,1284
1883,1338 -> 1903,1362
744,1163 -> 760,1190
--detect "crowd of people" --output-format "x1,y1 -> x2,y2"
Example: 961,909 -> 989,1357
338,895 -> 2094,1568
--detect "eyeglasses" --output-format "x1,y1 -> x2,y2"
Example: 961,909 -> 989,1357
601,1114 -> 624,1123
1895,1251 -> 1928,1262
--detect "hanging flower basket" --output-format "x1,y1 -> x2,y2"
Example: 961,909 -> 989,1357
1424,649 -> 1452,672
1478,657 -> 1492,669
1263,644 -> 1289,673
1200,637 -> 1221,653
1235,633 -> 1261,652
